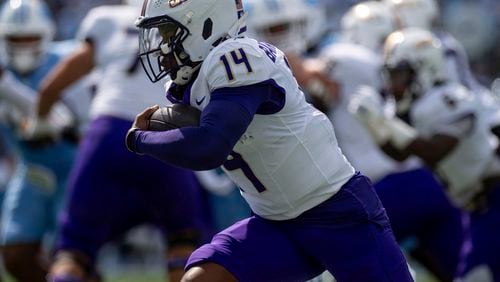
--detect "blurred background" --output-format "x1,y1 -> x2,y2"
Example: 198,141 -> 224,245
323,0 -> 500,86
40,0 -> 500,86
4,0 -> 495,85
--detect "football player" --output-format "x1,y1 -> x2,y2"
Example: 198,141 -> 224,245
0,0 -> 92,281
126,0 -> 413,281
384,0 -> 500,130
335,3 -> 470,281
333,1 -> 401,180
350,28 -> 500,281
33,1 -> 209,282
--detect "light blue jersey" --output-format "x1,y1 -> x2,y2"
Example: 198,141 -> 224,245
1,40 -> 80,245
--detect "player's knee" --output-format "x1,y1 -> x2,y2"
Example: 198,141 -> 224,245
48,251 -> 99,282
181,263 -> 237,282
181,266 -> 202,282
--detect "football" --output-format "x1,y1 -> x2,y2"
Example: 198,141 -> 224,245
148,104 -> 201,131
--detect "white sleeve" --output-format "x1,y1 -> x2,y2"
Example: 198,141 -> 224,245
76,7 -> 114,66
413,87 -> 477,138
431,112 -> 476,138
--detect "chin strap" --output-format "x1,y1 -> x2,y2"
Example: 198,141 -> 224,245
172,63 -> 201,85
169,49 -> 201,86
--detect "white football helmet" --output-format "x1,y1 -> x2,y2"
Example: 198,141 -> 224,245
136,0 -> 247,84
385,0 -> 439,30
341,1 -> 396,52
383,28 -> 447,111
244,0 -> 326,53
0,0 -> 55,74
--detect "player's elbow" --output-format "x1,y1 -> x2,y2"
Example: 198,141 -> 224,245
190,159 -> 225,171
190,144 -> 231,171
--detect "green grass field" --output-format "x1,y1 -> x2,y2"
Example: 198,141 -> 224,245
2,272 -> 165,282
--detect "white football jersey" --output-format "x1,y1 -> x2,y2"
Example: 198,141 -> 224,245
410,82 -> 498,207
77,5 -> 167,121
437,31 -> 485,94
320,43 -> 419,181
179,37 -> 355,220
437,31 -> 500,128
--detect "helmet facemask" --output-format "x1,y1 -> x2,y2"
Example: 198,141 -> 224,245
0,0 -> 55,74
5,34 -> 45,74
138,17 -> 199,84
383,60 -> 418,114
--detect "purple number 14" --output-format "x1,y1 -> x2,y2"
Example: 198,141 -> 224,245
223,151 -> 267,193
220,48 -> 253,81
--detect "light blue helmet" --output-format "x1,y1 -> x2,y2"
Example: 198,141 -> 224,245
0,0 -> 55,74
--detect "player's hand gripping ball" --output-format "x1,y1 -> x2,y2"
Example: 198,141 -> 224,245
126,104 -> 201,153
148,103 -> 201,131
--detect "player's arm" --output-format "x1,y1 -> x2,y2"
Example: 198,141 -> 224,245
349,86 -> 461,166
37,41 -> 95,118
0,67 -> 39,114
127,83 -> 274,170
356,108 -> 459,166
380,134 -> 458,166
286,53 -> 339,107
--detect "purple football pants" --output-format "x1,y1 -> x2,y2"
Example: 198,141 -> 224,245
186,172 -> 414,282
56,116 -> 210,262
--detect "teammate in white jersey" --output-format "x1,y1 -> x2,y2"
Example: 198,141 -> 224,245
384,0 -> 500,129
34,2 -> 209,282
350,27 -> 500,280
126,0 -> 413,281
336,4 -> 473,280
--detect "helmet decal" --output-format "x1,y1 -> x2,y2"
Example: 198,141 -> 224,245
169,0 -> 188,8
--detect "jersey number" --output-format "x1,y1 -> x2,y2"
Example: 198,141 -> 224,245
219,48 -> 253,81
222,151 -> 267,193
